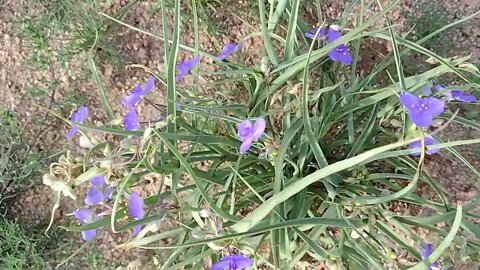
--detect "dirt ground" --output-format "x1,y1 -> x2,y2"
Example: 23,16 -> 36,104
1,0 -> 479,269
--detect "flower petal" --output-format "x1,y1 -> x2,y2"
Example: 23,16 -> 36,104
85,186 -> 103,206
433,85 -> 443,92
141,76 -> 155,95
104,186 -> 113,200
81,228 -> 97,241
336,45 -> 352,65
408,110 -> 433,127
65,126 -> 80,140
176,56 -> 200,81
239,138 -> 253,154
328,48 -> 339,62
421,87 -> 432,96
408,137 -> 439,156
450,90 -> 476,103
422,97 -> 445,117
327,28 -> 341,43
210,259 -> 231,270
74,209 -> 94,223
71,106 -> 89,123
90,175 -> 105,186
252,118 -> 266,140
123,106 -> 139,131
128,192 -> 145,219
305,27 -> 327,39
237,120 -> 253,142
211,255 -> 253,270
132,224 -> 142,236
399,92 -> 421,111
122,89 -> 142,106
216,43 -> 237,60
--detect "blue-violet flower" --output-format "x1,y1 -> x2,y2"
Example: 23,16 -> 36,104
65,106 -> 88,140
176,56 -> 200,81
74,209 -> 97,241
408,137 -> 440,157
211,254 -> 253,270
237,118 -> 266,154
419,243 -> 438,270
85,175 -> 112,206
434,84 -> 476,103
399,92 -> 445,127
122,76 -> 155,106
127,192 -> 145,236
216,42 -> 243,61
305,26 -> 351,65
123,105 -> 139,131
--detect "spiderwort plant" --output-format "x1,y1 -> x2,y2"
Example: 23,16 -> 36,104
419,243 -> 438,270
85,175 -> 112,206
210,254 -> 253,270
399,92 -> 445,127
127,192 -> 145,236
74,209 -> 97,241
237,118 -> 266,154
408,136 -> 440,156
176,56 -> 200,81
216,42 -> 243,61
65,106 -> 88,140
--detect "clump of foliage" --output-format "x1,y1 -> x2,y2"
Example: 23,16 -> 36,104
43,0 -> 480,269
0,107 -> 42,200
0,218 -> 52,269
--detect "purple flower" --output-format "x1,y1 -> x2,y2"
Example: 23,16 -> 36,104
305,26 -> 351,65
237,118 -> 266,154
421,87 -> 432,96
328,44 -> 352,65
123,105 -> 139,131
305,27 -> 328,39
433,84 -> 443,92
85,175 -> 112,206
127,192 -> 145,236
176,56 -> 200,81
399,92 -> 445,127
326,28 -> 342,43
419,243 -> 438,270
74,209 -> 97,241
433,84 -> 476,103
216,42 -> 243,61
65,106 -> 88,140
445,90 -> 476,103
211,254 -> 253,270
408,137 -> 440,156
122,76 -> 155,106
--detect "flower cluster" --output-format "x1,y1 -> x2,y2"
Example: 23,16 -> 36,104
305,25 -> 352,65
73,181 -> 146,240
73,175 -> 112,240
